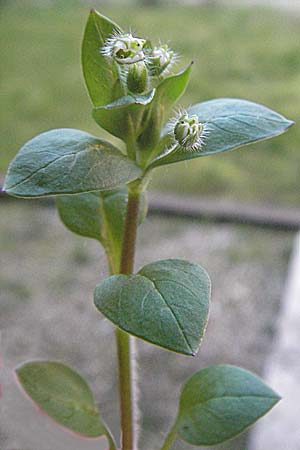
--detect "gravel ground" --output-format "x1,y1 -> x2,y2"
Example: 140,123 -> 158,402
0,202 -> 292,450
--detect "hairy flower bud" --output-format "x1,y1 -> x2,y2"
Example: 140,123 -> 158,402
102,31 -> 146,65
126,61 -> 149,94
173,111 -> 209,151
147,44 -> 178,77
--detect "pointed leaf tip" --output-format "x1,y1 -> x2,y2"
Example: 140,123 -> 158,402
176,364 -> 281,446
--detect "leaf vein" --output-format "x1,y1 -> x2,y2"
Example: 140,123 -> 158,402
7,152 -> 78,190
148,278 -> 194,354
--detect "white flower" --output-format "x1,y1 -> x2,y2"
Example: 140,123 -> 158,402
102,31 -> 146,65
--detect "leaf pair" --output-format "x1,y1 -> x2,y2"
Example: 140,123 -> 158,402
3,98 -> 294,198
16,361 -> 280,448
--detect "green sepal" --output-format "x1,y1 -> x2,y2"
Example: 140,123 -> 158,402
56,188 -> 147,274
3,129 -> 142,198
175,364 -> 280,446
82,9 -> 122,106
16,360 -> 116,447
150,98 -> 294,167
94,259 -> 210,355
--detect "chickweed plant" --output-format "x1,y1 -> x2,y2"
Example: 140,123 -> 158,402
3,10 -> 294,450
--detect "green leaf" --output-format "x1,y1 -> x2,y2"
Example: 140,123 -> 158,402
94,259 -> 210,355
151,98 -> 294,167
100,91 -> 156,109
16,361 -> 106,438
92,90 -> 155,143
154,63 -> 193,112
82,9 -> 121,106
56,191 -> 103,241
4,129 -> 142,198
176,364 -> 280,446
56,188 -> 147,273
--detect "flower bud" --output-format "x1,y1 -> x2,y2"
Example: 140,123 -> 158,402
148,44 -> 178,77
126,61 -> 149,94
173,112 -> 209,151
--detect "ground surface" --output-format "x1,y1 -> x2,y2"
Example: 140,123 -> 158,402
0,201 -> 292,450
1,2 -> 300,205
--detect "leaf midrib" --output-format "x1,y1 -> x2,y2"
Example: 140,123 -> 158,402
146,277 -> 194,354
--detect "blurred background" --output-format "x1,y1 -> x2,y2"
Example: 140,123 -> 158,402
1,1 -> 300,450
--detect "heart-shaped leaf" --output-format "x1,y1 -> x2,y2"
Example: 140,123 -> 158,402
176,364 -> 280,446
94,259 -> 211,355
16,361 -> 110,440
4,129 -> 142,198
56,188 -> 148,273
151,98 -> 294,167
82,9 -> 121,106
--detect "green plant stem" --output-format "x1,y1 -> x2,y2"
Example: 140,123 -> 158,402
160,424 -> 177,450
116,186 -> 141,450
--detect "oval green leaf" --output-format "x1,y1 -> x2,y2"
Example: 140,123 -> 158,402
16,361 -> 106,438
176,364 -> 280,446
82,9 -> 121,106
94,259 -> 211,355
4,129 -> 142,198
151,98 -> 294,167
56,191 -> 103,242
56,188 -> 147,273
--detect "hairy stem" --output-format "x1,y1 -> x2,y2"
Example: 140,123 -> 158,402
160,424 -> 177,450
116,186 -> 140,450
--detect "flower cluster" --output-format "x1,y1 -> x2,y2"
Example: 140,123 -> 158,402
102,30 -> 209,152
101,30 -> 178,94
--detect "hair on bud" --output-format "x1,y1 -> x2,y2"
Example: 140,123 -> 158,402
102,30 -> 147,65
169,109 -> 210,152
